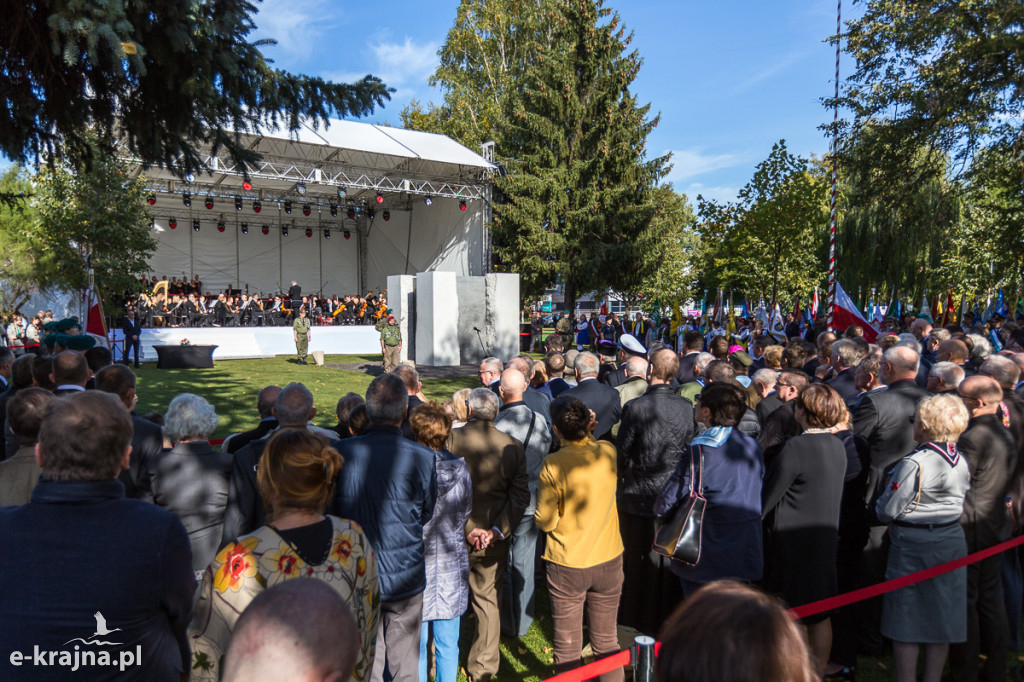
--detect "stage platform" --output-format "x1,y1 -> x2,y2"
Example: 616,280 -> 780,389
112,326 -> 382,362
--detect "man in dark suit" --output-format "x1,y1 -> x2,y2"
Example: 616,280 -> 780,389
752,367 -> 783,425
478,356 -> 504,400
949,375 -> 1019,682
0,347 -> 12,393
0,392 -> 194,680
563,351 -> 621,441
122,308 -> 143,366
393,365 -> 425,439
826,339 -> 865,403
288,280 -> 302,313
853,344 -> 930,654
94,364 -> 165,502
220,383 -> 336,546
223,385 -> 281,455
675,330 -> 705,384
540,352 -> 572,399
448,388 -> 528,682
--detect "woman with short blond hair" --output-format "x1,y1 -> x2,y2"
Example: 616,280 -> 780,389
875,394 -> 971,682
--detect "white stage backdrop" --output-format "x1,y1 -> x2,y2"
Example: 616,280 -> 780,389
148,196 -> 482,297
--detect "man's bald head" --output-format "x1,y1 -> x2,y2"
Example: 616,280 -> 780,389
625,356 -> 649,379
222,572 -> 360,681
498,368 -> 528,403
958,375 -> 1004,417
936,339 -> 970,365
257,386 -> 282,419
506,356 -> 532,383
881,346 -> 920,384
910,318 -> 933,341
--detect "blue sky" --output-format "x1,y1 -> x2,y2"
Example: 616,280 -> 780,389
250,0 -> 852,206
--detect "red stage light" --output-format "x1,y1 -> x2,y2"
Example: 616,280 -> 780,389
205,197 -> 214,210
253,201 -> 261,213
344,230 -> 351,240
375,193 -> 383,204
169,218 -> 177,229
302,204 -> 311,216
147,194 -> 156,205
262,225 -> 270,235
243,181 -> 252,191
305,228 -> 313,238
459,200 -> 467,211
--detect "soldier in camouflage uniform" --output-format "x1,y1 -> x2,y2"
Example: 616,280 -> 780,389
376,312 -> 402,372
292,308 -> 312,365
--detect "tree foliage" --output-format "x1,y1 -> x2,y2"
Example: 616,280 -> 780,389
401,0 -> 553,149
625,186 -> 698,308
1,0 -> 391,175
491,0 -> 668,310
31,141 -> 156,305
839,0 -> 1024,180
694,141 -> 828,305
0,168 -> 44,317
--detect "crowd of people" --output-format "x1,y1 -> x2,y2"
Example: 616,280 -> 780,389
0,305 -> 1023,681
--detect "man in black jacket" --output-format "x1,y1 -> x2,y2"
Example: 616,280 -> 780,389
223,385 -> 281,455
826,339 -> 865,403
615,347 -> 692,634
220,383 -> 335,546
949,376 -> 1019,682
94,364 -> 164,502
563,351 -> 621,441
121,308 -> 143,366
853,344 -> 930,654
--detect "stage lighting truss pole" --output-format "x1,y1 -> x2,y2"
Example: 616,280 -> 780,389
480,141 -> 496,275
136,155 -> 489,203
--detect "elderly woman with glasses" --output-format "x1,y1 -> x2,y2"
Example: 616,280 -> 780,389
149,393 -> 233,578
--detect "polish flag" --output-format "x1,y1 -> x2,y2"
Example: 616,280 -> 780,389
833,282 -> 878,342
83,284 -> 108,347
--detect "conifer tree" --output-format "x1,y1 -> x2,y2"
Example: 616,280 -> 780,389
1,0 -> 391,175
492,0 -> 668,309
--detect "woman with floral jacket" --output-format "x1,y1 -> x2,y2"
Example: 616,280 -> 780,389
189,429 -> 380,681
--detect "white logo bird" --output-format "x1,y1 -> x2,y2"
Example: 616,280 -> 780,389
92,612 -> 122,638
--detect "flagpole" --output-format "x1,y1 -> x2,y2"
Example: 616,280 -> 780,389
826,0 -> 841,332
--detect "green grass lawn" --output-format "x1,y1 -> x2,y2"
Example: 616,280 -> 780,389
133,354 -> 478,439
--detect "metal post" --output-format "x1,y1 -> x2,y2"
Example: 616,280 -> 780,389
632,635 -> 655,682
826,0 -> 842,332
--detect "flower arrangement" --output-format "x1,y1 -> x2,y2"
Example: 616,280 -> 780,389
180,338 -> 191,346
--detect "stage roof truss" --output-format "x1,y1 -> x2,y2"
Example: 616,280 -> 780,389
127,119 -> 495,206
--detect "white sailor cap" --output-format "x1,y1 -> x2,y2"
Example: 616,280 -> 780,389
618,333 -> 647,355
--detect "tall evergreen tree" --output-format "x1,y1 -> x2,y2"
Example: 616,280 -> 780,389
1,0 -> 391,176
492,0 -> 668,309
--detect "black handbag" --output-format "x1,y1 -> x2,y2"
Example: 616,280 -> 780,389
652,445 -> 706,565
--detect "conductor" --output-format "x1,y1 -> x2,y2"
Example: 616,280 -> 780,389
288,281 -> 302,312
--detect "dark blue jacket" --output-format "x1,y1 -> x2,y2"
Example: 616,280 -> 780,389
0,479 -> 194,681
655,429 -> 764,584
331,425 -> 437,602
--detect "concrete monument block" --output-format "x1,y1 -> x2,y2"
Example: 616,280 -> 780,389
485,273 -> 520,362
457,275 -> 488,364
415,271 -> 460,366
387,274 -> 416,364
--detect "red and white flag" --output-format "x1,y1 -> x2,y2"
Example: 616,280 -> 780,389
83,281 -> 108,347
833,282 -> 878,342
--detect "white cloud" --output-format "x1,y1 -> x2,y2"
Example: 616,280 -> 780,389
664,148 -> 747,183
324,35 -> 440,106
253,0 -> 342,62
680,183 -> 739,206
731,49 -> 810,93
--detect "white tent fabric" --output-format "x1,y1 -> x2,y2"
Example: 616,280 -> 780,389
138,120 -> 493,297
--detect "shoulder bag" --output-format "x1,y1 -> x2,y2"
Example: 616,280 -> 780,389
652,445 -> 706,565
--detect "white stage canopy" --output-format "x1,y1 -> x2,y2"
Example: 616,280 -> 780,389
129,120 -> 496,296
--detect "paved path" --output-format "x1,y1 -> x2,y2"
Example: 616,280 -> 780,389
325,361 -> 478,379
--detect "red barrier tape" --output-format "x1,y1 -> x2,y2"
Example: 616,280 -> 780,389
543,533 -> 1024,682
